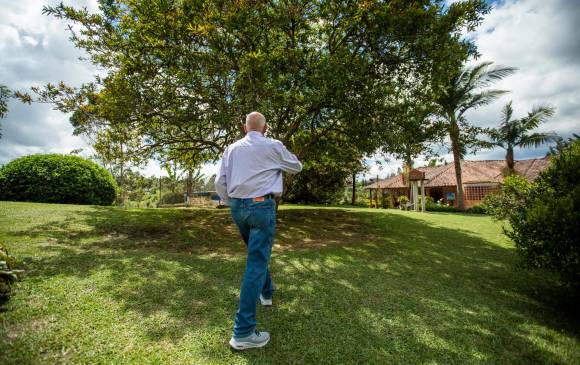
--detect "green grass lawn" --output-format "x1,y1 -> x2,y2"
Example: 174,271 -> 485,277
0,201 -> 578,364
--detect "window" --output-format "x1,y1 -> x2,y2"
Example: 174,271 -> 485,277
464,184 -> 500,201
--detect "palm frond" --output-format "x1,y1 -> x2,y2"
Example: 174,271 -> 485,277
463,62 -> 516,90
480,65 -> 518,85
519,132 -> 559,148
459,89 -> 509,116
501,101 -> 514,125
463,61 -> 494,88
521,105 -> 556,130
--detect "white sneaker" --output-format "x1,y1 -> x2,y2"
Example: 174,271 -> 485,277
229,330 -> 270,351
259,294 -> 272,306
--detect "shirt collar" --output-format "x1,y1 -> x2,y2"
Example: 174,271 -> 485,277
246,131 -> 264,139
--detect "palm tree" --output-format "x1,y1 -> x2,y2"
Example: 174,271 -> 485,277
436,62 -> 516,210
490,101 -> 557,174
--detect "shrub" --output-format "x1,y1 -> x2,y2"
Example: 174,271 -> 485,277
343,199 -> 368,208
382,196 -> 393,209
141,192 -> 160,208
426,205 -> 459,213
486,141 -> 580,285
0,154 -> 118,205
466,204 -> 487,214
0,242 -> 22,306
160,191 -> 184,205
483,175 -> 532,220
418,195 -> 435,206
363,193 -> 393,209
397,195 -> 409,204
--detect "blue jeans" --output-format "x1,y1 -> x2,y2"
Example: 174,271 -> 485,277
229,197 -> 276,338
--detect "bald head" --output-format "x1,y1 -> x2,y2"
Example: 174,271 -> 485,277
245,112 -> 266,132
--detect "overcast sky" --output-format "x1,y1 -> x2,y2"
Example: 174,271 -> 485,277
1,0 -> 579,179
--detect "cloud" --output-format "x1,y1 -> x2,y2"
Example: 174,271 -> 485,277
462,0 -> 580,144
0,0 -> 99,165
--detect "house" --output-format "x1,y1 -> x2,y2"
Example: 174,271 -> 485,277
364,158 -> 550,209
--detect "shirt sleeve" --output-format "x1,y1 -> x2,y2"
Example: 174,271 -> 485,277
214,149 -> 229,204
275,142 -> 303,174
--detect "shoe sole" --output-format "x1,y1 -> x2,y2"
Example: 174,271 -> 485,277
229,337 -> 270,351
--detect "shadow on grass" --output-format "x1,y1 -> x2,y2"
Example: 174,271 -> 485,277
5,207 -> 579,364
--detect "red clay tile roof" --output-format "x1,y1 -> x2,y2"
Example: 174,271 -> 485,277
365,157 -> 550,189
514,157 -> 551,181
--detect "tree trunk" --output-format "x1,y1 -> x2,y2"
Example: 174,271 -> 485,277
118,144 -> 125,205
186,170 -> 193,196
119,161 -> 125,205
375,174 -> 380,208
351,171 -> 356,205
506,147 -> 515,174
277,173 -> 295,214
405,155 -> 413,169
449,117 -> 465,210
158,176 -> 162,206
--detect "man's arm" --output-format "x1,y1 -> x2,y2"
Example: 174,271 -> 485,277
275,143 -> 303,174
214,149 -> 229,204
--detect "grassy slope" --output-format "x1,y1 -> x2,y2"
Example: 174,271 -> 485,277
0,201 -> 578,364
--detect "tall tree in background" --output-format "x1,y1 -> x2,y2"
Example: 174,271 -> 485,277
376,84 -> 446,204
162,160 -> 185,193
435,62 -> 516,210
90,126 -> 143,204
490,101 -> 557,174
185,169 -> 206,196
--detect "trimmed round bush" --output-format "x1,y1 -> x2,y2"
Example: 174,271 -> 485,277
0,154 -> 118,205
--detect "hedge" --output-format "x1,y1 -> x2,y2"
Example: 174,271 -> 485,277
0,154 -> 118,205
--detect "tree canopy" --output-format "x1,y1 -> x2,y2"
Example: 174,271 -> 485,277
21,0 -> 490,189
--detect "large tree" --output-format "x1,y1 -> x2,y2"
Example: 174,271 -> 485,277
490,101 -> 557,174
286,130 -> 363,203
435,61 -> 516,210
380,100 -> 446,168
21,1 -> 490,194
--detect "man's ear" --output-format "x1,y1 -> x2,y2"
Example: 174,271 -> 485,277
243,124 -> 248,134
263,124 -> 268,135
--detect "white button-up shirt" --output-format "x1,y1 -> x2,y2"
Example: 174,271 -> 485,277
215,131 -> 302,203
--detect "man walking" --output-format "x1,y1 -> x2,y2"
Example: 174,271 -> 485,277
215,111 -> 303,351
